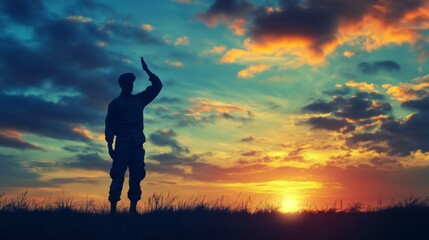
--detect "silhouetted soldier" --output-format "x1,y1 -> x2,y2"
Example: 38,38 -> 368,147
105,57 -> 162,214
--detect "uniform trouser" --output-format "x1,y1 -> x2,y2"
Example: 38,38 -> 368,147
109,145 -> 146,203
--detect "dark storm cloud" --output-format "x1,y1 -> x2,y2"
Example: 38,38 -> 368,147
401,96 -> 429,111
0,0 -> 46,25
149,129 -> 190,154
302,91 -> 392,121
0,134 -> 44,150
358,61 -> 401,74
199,0 -> 426,51
348,93 -> 429,156
197,0 -> 255,25
63,153 -> 110,171
303,84 -> 429,156
0,93 -> 102,142
302,99 -> 338,113
250,4 -> 337,50
307,117 -> 355,132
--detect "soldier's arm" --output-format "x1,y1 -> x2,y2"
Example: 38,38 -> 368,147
138,57 -> 163,105
105,102 -> 117,159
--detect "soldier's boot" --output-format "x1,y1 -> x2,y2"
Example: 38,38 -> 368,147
130,201 -> 138,215
110,201 -> 117,215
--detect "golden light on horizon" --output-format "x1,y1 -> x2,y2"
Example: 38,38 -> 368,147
280,196 -> 301,213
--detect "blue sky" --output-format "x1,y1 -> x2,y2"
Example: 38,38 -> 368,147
1,0 -> 429,208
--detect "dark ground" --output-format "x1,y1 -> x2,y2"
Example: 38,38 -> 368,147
1,206 -> 429,240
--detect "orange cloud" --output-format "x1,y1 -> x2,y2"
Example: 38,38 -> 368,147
237,63 -> 271,78
385,74 -> 429,102
202,45 -> 226,55
175,36 -> 189,45
140,24 -> 154,31
72,126 -> 103,141
345,80 -> 378,93
228,18 -> 246,36
343,51 -> 355,58
216,2 -> 429,68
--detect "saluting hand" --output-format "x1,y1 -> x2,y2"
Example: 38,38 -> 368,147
141,57 -> 149,72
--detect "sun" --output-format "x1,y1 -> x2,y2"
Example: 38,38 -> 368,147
280,196 -> 300,213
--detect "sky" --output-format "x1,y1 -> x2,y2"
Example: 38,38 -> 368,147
1,0 -> 429,211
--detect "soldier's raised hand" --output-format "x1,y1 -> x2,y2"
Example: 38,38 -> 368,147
141,57 -> 149,72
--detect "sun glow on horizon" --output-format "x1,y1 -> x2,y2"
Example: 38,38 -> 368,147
280,196 -> 301,213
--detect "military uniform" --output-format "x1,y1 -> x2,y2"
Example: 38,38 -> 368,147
105,73 -> 162,203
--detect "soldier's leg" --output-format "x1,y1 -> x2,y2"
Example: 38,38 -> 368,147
128,146 -> 146,204
108,146 -> 130,204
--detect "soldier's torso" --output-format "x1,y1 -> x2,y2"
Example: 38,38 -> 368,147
112,94 -> 146,146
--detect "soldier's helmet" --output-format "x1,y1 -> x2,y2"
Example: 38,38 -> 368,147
118,73 -> 136,87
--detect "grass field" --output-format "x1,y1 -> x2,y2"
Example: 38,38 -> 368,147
1,192 -> 428,240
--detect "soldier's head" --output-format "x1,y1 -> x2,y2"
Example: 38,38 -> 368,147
118,72 -> 135,93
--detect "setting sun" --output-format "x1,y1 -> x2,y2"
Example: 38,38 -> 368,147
280,196 -> 301,213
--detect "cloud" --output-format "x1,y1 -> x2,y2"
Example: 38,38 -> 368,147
0,154 -> 41,188
157,97 -> 184,104
357,61 -> 401,74
63,153 -> 111,171
303,81 -> 429,156
101,20 -> 163,44
0,93 -> 103,142
303,91 -> 391,121
384,75 -> 429,102
343,51 -> 355,58
175,36 -> 189,45
241,150 -> 261,157
307,117 -> 355,132
0,130 -> 43,150
199,0 -> 429,67
197,0 -> 255,27
140,24 -> 154,31
149,129 -> 189,154
237,64 -> 271,78
66,15 -> 93,23
0,0 -> 46,25
165,60 -> 184,67
175,99 -> 253,127
402,96 -> 429,111
48,177 -> 99,185
240,136 -> 272,143
202,45 -> 227,55
345,81 -> 379,93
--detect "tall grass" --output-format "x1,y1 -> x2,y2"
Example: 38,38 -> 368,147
1,191 -> 428,214
1,192 -> 429,240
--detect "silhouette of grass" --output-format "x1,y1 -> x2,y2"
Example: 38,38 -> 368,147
1,192 -> 428,240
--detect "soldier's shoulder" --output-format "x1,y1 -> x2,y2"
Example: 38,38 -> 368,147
109,97 -> 122,106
